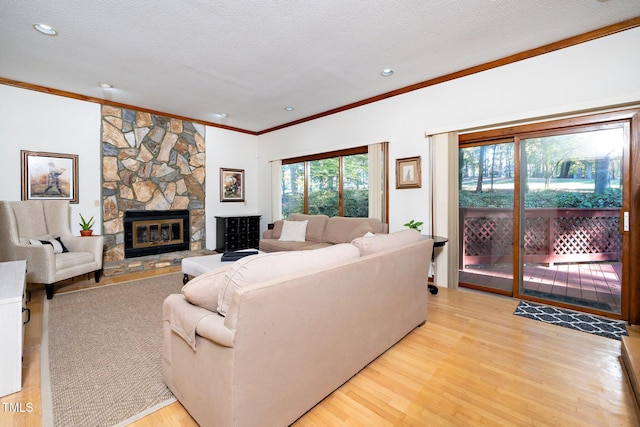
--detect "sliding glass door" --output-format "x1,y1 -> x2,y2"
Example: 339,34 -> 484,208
517,125 -> 626,314
459,116 -> 630,317
459,141 -> 515,295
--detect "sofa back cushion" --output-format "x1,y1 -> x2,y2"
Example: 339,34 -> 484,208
271,214 -> 328,242
217,243 -> 360,316
351,229 -> 423,256
181,264 -> 234,312
323,217 -> 385,244
288,213 -> 329,242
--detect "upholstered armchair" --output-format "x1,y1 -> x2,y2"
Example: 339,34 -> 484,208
0,200 -> 104,299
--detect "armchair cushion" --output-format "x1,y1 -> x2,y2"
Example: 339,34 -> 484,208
56,252 -> 96,270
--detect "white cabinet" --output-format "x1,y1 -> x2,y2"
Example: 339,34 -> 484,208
0,260 -> 27,397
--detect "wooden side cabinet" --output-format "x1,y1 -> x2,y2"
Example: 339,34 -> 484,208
0,260 -> 28,397
215,215 -> 261,252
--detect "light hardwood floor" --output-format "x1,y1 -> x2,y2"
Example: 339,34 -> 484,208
4,270 -> 639,426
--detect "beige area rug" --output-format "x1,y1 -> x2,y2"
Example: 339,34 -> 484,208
41,273 -> 184,427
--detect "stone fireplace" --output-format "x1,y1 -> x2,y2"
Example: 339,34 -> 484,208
100,105 -> 207,271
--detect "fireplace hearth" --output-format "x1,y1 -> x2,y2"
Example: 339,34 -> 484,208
123,210 -> 190,258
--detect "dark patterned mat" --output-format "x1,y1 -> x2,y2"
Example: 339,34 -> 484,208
514,300 -> 628,340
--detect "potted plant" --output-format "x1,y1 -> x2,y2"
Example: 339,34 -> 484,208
79,213 -> 95,236
403,219 -> 423,232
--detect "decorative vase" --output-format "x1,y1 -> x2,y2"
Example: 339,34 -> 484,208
80,230 -> 93,237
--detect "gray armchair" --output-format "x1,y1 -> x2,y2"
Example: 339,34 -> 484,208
0,200 -> 104,299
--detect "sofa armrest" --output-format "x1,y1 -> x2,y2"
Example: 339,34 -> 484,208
163,294 -> 235,350
196,313 -> 235,348
263,219 -> 284,239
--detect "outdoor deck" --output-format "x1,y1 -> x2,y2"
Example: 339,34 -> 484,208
459,262 -> 622,314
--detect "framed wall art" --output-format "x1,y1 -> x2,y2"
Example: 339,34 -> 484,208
396,156 -> 421,189
220,168 -> 245,202
21,150 -> 79,203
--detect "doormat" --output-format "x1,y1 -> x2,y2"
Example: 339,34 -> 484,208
513,300 -> 628,340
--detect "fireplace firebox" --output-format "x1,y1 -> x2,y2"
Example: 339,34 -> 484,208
123,210 -> 190,258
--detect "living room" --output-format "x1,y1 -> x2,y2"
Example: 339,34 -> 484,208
2,2 -> 640,426
2,24 -> 640,258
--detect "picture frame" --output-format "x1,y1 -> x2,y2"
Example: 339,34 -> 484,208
220,168 -> 245,202
21,150 -> 79,203
396,156 -> 421,189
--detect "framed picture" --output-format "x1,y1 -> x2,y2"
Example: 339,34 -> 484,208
220,168 -> 245,202
21,150 -> 79,203
396,156 -> 421,189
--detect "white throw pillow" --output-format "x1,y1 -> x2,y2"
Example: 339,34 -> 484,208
278,220 -> 308,242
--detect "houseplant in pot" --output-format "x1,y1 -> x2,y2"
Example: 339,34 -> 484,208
403,219 -> 423,232
79,213 -> 95,236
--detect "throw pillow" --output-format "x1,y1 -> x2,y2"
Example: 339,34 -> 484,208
217,243 -> 361,316
278,220 -> 308,242
181,264 -> 234,312
351,229 -> 422,256
29,237 -> 69,253
51,237 -> 69,253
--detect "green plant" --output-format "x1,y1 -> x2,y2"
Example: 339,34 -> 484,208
404,219 -> 423,232
79,213 -> 95,231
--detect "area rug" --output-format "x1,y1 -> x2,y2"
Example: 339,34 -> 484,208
41,273 -> 183,427
514,300 -> 628,340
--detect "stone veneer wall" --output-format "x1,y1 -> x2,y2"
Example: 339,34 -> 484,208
100,105 -> 206,263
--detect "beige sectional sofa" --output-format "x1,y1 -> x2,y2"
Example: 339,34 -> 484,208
162,230 -> 434,427
259,213 -> 389,252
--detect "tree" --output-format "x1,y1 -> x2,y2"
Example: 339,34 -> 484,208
475,145 -> 486,193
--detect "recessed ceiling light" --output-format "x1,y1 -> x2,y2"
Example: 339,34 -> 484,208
33,23 -> 58,36
380,69 -> 394,77
213,113 -> 228,118
98,82 -> 113,89
284,106 -> 295,111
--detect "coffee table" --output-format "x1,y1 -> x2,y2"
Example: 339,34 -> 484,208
181,249 -> 263,284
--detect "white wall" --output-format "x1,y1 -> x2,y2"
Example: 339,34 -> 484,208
204,126 -> 259,249
0,85 -> 102,235
257,27 -> 640,237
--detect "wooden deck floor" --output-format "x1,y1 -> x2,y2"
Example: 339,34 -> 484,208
459,262 -> 622,314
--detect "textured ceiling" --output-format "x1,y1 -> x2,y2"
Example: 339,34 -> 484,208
1,1 -> 639,133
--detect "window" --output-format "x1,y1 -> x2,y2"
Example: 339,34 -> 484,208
281,147 -> 370,218
281,162 -> 304,218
